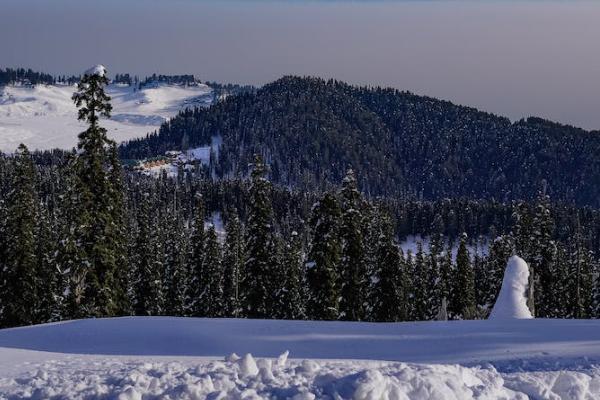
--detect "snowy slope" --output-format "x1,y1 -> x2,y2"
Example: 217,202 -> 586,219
1,317 -> 600,399
1,317 -> 599,367
0,83 -> 213,152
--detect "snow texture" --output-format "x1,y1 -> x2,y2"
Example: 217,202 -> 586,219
1,317 -> 600,399
489,255 -> 533,320
84,64 -> 107,77
0,82 -> 213,151
1,350 -> 599,399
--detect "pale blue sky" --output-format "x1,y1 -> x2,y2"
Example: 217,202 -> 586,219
2,0 -> 599,130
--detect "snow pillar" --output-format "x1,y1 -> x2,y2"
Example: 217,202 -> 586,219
489,255 -> 533,320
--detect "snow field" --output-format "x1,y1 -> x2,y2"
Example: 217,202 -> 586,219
0,82 -> 213,151
2,351 -> 599,399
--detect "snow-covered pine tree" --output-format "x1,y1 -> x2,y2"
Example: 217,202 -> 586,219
35,205 -> 62,323
438,243 -> 454,319
553,243 -> 570,318
57,155 -> 87,319
107,145 -> 129,315
453,233 -> 476,319
133,193 -> 163,316
472,238 -> 486,313
222,212 -> 243,317
427,239 -> 442,320
278,230 -> 306,320
187,194 -> 207,316
243,155 -> 277,318
70,65 -> 126,317
306,192 -> 342,320
1,144 -> 39,327
163,211 -> 188,316
412,242 -> 429,320
531,192 -> 557,318
568,219 -> 594,319
361,203 -> 379,320
199,225 -> 224,317
338,169 -> 366,321
370,211 -> 403,322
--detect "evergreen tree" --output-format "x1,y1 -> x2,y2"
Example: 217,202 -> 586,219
438,243 -> 453,318
370,212 -> 403,322
278,230 -> 306,319
199,225 -> 224,317
163,213 -> 188,316
453,233 -> 476,319
70,65 -> 125,317
133,194 -> 163,315
412,242 -> 429,320
58,157 -> 88,319
35,206 -> 61,323
243,155 -> 277,318
222,213 -> 243,317
338,169 -> 366,321
427,239 -> 442,319
568,220 -> 594,318
531,192 -> 557,318
1,144 -> 39,327
306,192 -> 342,320
187,194 -> 207,316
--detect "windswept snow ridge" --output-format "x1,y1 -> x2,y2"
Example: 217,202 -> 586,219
489,256 -> 533,320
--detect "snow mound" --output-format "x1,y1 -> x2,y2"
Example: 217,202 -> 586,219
489,255 -> 533,320
84,64 -> 107,77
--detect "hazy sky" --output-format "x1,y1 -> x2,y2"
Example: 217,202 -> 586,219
2,0 -> 599,130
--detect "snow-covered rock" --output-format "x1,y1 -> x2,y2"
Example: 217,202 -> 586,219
489,255 -> 533,320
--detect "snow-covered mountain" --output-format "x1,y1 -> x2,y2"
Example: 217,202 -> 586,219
0,82 -> 213,152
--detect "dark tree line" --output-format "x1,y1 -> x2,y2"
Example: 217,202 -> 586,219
0,68 -> 55,85
1,147 -> 599,328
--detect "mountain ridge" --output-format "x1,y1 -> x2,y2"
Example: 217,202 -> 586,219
120,76 -> 600,207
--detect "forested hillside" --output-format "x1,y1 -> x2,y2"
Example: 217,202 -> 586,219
120,76 -> 600,207
2,69 -> 600,330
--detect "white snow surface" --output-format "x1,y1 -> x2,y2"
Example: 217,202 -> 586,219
489,256 -> 534,320
84,64 -> 107,77
1,317 -> 600,399
0,83 -> 213,152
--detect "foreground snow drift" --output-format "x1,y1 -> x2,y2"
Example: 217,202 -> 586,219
2,317 -> 600,399
1,352 -> 599,399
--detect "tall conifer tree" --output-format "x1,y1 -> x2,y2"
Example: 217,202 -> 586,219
338,169 -> 366,321
243,155 -> 276,318
70,65 -> 125,317
1,144 -> 38,327
306,192 -> 341,320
